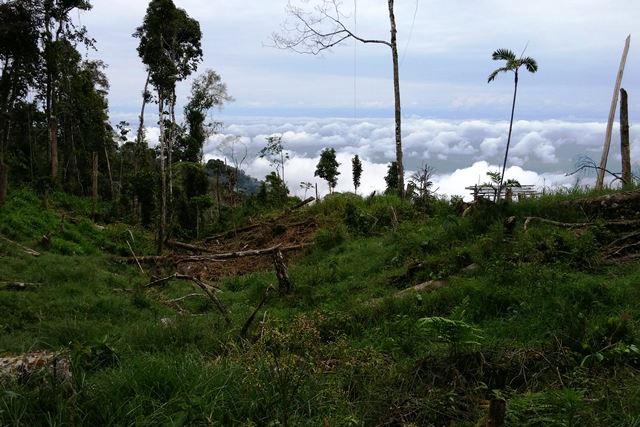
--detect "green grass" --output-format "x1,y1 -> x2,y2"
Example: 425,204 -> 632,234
1,189 -> 640,425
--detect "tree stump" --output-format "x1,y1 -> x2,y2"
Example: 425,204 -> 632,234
273,249 -> 292,294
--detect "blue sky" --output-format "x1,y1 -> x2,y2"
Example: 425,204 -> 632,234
80,0 -> 640,197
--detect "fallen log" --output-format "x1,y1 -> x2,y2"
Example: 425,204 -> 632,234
117,243 -> 313,265
523,217 -> 640,231
0,235 -> 40,257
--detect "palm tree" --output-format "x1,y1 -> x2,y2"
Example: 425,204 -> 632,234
488,49 -> 538,198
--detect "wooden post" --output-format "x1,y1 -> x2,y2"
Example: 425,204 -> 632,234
92,152 -> 98,221
315,182 -> 319,201
620,88 -> 632,188
596,35 -> 631,190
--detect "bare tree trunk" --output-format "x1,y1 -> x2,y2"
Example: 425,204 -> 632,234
158,96 -> 167,254
0,154 -> 7,206
620,88 -> 632,188
597,35 -> 631,190
388,0 -> 404,198
169,87 -> 176,204
49,116 -> 58,186
92,152 -> 98,221
103,143 -> 114,199
136,70 -> 151,146
498,71 -> 519,199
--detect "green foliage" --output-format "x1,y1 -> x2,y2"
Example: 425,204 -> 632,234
351,154 -> 362,193
315,147 -> 340,193
384,161 -> 399,195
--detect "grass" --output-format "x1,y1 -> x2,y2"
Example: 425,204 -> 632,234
1,189 -> 640,425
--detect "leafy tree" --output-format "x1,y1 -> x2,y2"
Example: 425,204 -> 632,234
384,161 -> 399,195
315,148 -> 340,194
488,48 -> 538,196
39,0 -> 94,186
134,0 -> 202,253
351,154 -> 362,195
259,135 -> 289,183
177,69 -> 232,163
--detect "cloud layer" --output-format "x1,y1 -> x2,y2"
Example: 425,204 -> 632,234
163,116 -> 632,199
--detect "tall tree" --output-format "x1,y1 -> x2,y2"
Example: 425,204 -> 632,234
39,0 -> 94,186
351,154 -> 362,194
488,48 -> 538,197
272,0 -> 405,197
134,0 -> 202,253
315,148 -> 340,194
0,0 -> 40,204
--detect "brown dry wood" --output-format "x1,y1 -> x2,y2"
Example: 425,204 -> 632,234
0,235 -> 40,257
239,285 -> 274,339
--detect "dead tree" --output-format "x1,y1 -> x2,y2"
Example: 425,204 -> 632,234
272,0 -> 405,197
620,88 -> 631,188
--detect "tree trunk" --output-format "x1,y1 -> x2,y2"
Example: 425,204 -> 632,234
0,158 -> 7,206
158,96 -> 166,255
620,88 -> 631,188
135,70 -> 151,174
91,151 -> 98,221
169,86 -> 176,204
388,0 -> 404,198
103,143 -> 114,199
498,71 -> 519,199
49,116 -> 58,186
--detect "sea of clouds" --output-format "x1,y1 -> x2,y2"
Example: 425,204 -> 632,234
145,117 -> 637,200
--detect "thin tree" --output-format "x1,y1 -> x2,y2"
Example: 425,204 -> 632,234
487,48 -> 537,197
315,148 -> 340,193
272,0 -> 405,197
351,154 -> 362,194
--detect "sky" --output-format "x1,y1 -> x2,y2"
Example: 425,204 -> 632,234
79,0 -> 640,198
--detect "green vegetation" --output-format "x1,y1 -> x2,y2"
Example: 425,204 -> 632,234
2,188 -> 640,426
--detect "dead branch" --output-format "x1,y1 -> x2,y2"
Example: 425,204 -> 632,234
240,285 -> 275,339
204,223 -> 264,243
285,196 -> 315,213
0,235 -> 40,257
166,240 -> 215,253
127,240 -> 146,275
166,293 -> 207,304
524,217 -> 592,231
117,243 -> 314,265
144,273 -> 230,324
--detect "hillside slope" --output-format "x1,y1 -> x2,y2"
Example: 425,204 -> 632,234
1,190 -> 640,426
